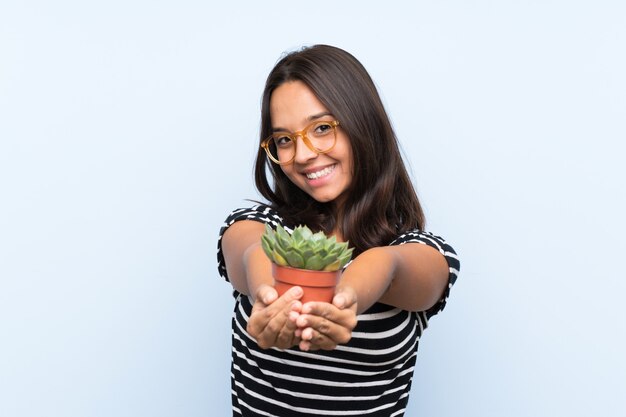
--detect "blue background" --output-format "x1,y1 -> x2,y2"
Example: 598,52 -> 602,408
1,1 -> 624,416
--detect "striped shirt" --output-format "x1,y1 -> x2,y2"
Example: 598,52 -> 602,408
217,205 -> 460,416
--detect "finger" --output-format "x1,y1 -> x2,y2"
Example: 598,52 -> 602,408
299,340 -> 312,351
297,314 -> 353,345
288,310 -> 300,322
299,328 -> 336,351
274,286 -> 304,307
301,302 -> 357,330
275,308 -> 302,349
254,286 -> 302,315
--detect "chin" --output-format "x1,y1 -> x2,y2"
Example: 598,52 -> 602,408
308,190 -> 347,205
312,196 -> 335,203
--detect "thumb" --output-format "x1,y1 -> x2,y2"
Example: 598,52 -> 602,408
255,284 -> 278,305
333,286 -> 357,309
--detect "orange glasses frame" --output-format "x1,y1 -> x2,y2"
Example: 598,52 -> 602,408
260,120 -> 340,165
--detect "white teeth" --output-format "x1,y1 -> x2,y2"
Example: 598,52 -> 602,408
306,165 -> 335,179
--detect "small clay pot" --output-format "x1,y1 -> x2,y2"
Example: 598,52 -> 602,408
272,263 -> 341,304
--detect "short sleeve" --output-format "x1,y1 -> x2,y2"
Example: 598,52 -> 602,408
216,204 -> 284,284
389,229 -> 460,319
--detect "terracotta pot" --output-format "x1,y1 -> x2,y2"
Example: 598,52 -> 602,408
272,263 -> 341,304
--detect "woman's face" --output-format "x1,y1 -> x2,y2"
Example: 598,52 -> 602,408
270,80 -> 353,206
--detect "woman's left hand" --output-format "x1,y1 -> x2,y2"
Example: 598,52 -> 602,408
295,286 -> 358,351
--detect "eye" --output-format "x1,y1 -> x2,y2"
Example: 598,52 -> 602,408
273,135 -> 293,147
313,122 -> 333,136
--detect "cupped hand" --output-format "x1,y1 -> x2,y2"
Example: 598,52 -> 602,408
246,284 -> 304,349
295,286 -> 358,351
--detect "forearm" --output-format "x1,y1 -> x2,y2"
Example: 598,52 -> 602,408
242,243 -> 274,301
222,221 -> 275,300
336,247 -> 397,314
339,244 -> 448,313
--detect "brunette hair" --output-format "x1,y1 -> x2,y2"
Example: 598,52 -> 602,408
254,45 -> 425,254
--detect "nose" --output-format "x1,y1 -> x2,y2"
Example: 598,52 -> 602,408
293,135 -> 318,164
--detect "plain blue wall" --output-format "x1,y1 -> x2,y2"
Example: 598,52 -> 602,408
1,1 -> 624,416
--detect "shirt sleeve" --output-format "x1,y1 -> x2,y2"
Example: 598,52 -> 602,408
216,204 -> 284,283
389,229 -> 460,319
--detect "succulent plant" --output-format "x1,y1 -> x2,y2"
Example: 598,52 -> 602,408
261,224 -> 353,271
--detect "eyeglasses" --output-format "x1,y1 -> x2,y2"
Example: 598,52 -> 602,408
261,120 -> 340,165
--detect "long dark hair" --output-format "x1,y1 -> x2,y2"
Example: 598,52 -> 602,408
254,45 -> 424,254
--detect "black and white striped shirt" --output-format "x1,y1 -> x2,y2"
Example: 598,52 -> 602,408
217,205 -> 460,416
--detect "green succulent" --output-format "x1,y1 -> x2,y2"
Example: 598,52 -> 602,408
261,224 -> 353,271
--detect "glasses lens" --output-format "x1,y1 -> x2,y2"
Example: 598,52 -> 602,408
269,135 -> 295,163
307,121 -> 336,152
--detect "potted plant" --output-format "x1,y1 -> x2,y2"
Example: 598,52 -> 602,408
261,224 -> 354,304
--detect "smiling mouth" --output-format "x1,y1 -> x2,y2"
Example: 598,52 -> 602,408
305,164 -> 336,180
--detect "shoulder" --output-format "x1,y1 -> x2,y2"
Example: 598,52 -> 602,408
222,204 -> 284,229
388,228 -> 459,273
390,229 -> 451,250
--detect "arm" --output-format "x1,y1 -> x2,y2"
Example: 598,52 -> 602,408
296,242 -> 449,350
344,243 -> 449,314
221,220 -> 271,299
222,220 -> 303,349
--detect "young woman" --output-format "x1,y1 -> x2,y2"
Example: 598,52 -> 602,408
217,45 -> 460,416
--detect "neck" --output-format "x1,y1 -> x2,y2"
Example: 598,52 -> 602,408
330,201 -> 346,242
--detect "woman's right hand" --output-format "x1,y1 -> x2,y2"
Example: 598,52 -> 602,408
246,284 -> 304,350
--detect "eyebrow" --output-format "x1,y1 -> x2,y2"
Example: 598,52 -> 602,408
272,112 -> 333,133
